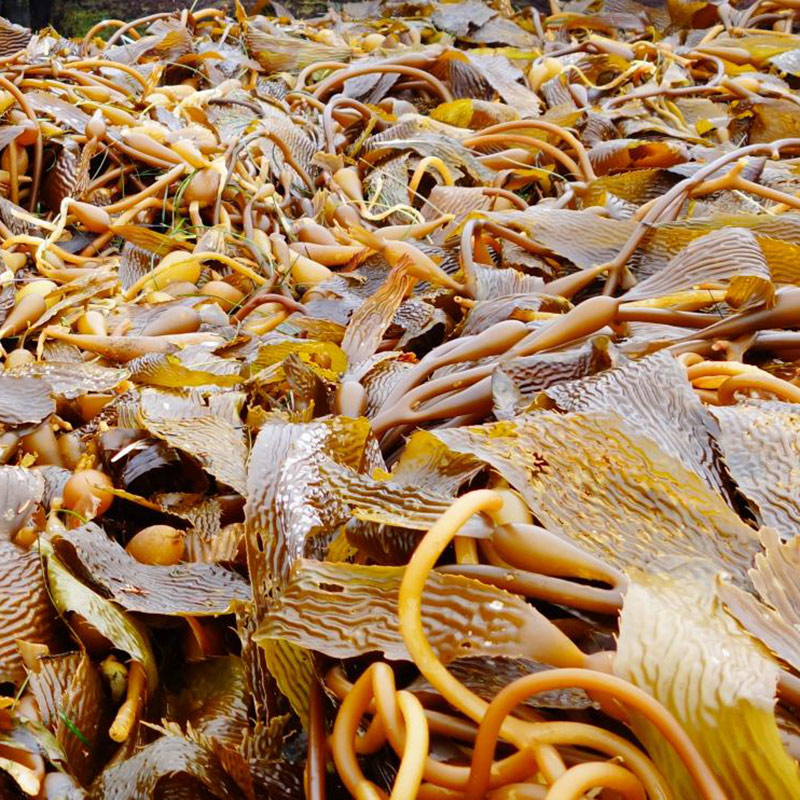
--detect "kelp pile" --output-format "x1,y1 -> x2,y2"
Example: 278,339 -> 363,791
2,0 -> 800,798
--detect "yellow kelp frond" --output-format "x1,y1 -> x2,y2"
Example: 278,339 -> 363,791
616,570 -> 800,800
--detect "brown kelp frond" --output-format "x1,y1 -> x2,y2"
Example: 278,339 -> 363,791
1,2 -> 800,797
617,569 -> 800,800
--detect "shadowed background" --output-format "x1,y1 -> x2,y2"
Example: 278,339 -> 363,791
1,1 -> 332,35
1,1 -> 556,37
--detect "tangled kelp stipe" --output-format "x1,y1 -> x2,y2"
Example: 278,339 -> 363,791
1,1 -> 800,799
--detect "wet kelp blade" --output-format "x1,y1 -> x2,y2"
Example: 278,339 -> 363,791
165,656 -> 250,749
719,525 -> 800,674
407,655 -> 594,713
429,412 -> 760,587
545,351 -> 727,495
0,466 -> 44,539
0,541 -> 62,685
6,362 -> 129,399
255,559 -> 563,663
137,389 -> 248,496
244,416 -> 373,600
712,402 -> 800,539
0,375 -> 55,426
244,417 -> 375,722
45,546 -> 157,689
54,524 -> 251,616
28,651 -> 107,785
616,569 -> 800,800
87,734 -> 244,800
719,576 -> 800,674
620,227 -> 775,309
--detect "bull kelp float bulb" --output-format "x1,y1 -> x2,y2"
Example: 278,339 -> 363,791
332,167 -> 365,203
76,310 -> 108,336
15,280 -> 57,309
57,430 -> 86,470
69,200 -> 111,234
108,661 -> 146,743
163,281 -> 199,298
4,348 -> 34,370
1,251 -> 27,272
20,422 -> 63,467
0,294 -> 47,342
141,305 -> 201,336
183,167 -> 220,206
62,468 -> 114,522
123,251 -> 202,299
86,109 -> 107,140
200,280 -> 245,312
126,524 -> 185,566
